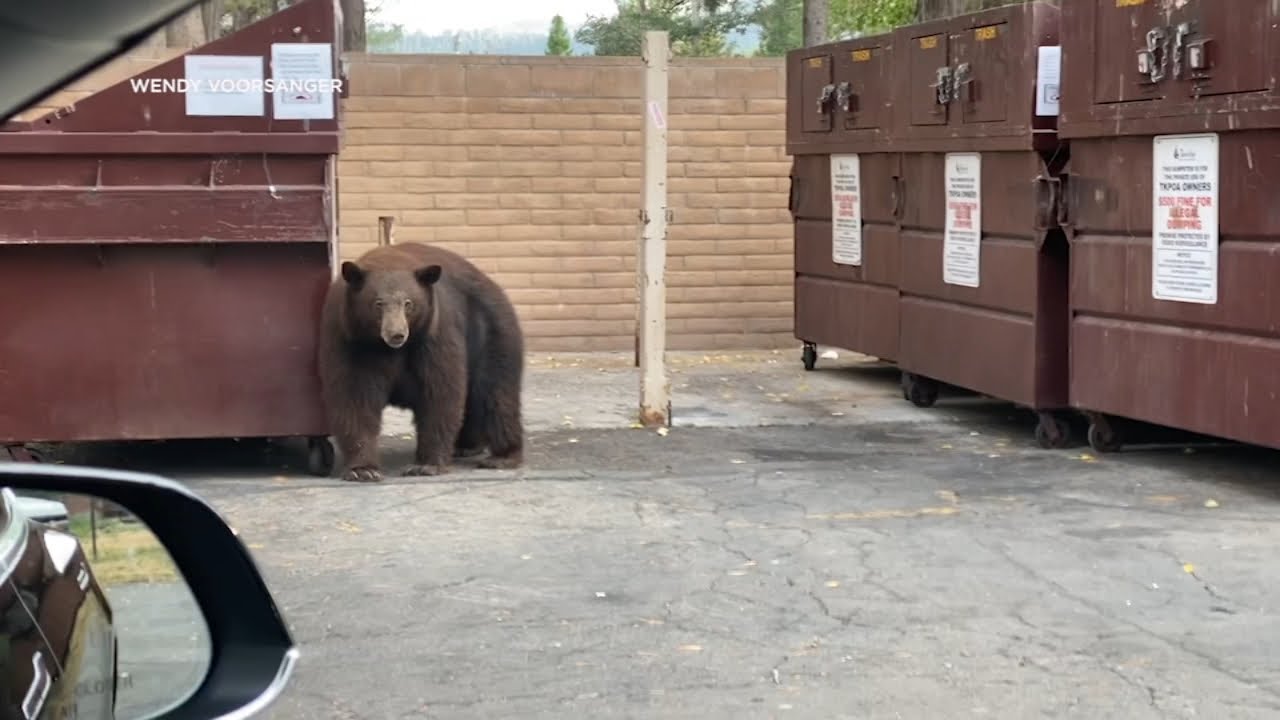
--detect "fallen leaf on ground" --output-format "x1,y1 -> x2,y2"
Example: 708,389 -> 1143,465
336,521 -> 361,533
656,427 -> 669,437
1078,453 -> 1096,462
824,580 -> 840,588
677,644 -> 703,653
730,459 -> 745,464
1183,563 -> 1195,574
1204,499 -> 1219,508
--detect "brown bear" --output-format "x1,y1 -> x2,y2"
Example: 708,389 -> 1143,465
317,242 -> 524,482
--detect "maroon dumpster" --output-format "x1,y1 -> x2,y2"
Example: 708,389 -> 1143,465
889,1 -> 1073,447
786,33 -> 901,372
0,0 -> 343,475
1059,0 -> 1280,452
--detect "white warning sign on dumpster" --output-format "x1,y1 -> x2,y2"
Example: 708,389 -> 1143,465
1152,133 -> 1219,304
944,152 -> 982,287
270,43 -> 337,120
830,154 -> 863,266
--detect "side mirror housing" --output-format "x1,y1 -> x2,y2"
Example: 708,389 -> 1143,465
0,463 -> 296,719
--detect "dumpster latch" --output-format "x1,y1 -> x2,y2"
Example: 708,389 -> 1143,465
1171,21 -> 1195,79
952,63 -> 973,103
932,66 -> 954,105
1186,39 -> 1209,72
1172,21 -> 1210,76
816,83 -> 837,114
1033,175 -> 1061,232
1137,27 -> 1167,84
834,82 -> 854,113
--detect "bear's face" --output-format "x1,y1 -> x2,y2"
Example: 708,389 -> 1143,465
340,261 -> 442,349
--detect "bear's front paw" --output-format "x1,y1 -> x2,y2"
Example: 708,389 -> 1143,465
402,463 -> 448,477
454,445 -> 486,458
342,466 -> 383,483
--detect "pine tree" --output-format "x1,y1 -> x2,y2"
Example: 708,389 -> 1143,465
546,15 -> 572,55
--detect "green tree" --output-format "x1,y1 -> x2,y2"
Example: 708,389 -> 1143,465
546,15 -> 573,55
751,0 -> 917,57
752,0 -> 801,56
575,0 -> 749,57
829,0 -> 915,36
213,0 -> 400,50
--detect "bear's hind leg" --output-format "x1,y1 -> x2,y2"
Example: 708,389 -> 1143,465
453,390 -> 487,459
477,380 -> 524,470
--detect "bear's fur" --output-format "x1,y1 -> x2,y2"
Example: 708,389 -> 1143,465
317,242 -> 525,482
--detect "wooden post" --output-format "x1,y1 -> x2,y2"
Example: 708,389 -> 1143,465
378,216 -> 395,246
638,31 -> 671,428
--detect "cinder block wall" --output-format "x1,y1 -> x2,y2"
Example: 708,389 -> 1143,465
340,54 -> 794,352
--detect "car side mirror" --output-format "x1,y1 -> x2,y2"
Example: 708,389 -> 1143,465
0,463 -> 296,719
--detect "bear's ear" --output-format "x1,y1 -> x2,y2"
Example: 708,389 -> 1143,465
415,265 -> 442,287
341,262 -> 365,288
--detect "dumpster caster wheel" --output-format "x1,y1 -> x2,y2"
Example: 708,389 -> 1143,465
1034,413 -> 1071,449
306,437 -> 336,477
902,373 -> 939,408
1087,422 -> 1122,454
802,343 -> 818,371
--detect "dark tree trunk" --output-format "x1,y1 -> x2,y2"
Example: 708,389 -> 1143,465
802,0 -> 829,47
341,0 -> 366,51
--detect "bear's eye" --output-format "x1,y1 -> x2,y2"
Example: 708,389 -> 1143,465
404,299 -> 414,310
374,300 -> 384,309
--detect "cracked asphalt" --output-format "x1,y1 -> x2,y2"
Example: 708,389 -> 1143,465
47,352 -> 1280,718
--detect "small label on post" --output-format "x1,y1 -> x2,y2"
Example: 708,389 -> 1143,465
807,57 -> 825,68
919,35 -> 939,50
647,101 -> 665,129
1152,133 -> 1219,304
974,25 -> 998,41
830,154 -> 862,267
851,49 -> 872,62
944,152 -> 982,288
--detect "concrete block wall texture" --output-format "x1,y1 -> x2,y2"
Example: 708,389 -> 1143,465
339,54 -> 795,352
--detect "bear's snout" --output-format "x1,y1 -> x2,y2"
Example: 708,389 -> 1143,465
381,310 -> 410,349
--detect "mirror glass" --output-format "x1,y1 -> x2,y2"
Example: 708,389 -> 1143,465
0,488 -> 211,720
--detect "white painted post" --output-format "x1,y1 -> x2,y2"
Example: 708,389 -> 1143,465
638,30 -> 671,427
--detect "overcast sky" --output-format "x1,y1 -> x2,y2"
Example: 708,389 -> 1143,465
378,0 -> 620,34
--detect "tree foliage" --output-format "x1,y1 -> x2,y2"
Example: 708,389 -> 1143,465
753,0 -> 916,56
574,0 -> 752,57
198,0 -> 401,50
830,0 -> 915,35
546,15 -> 573,55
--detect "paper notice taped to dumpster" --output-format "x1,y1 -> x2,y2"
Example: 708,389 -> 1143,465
1152,133 -> 1219,304
830,154 -> 862,266
944,152 -> 981,288
1035,45 -> 1061,116
270,43 -> 336,120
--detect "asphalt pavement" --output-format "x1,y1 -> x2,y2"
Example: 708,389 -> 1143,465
38,351 -> 1280,719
